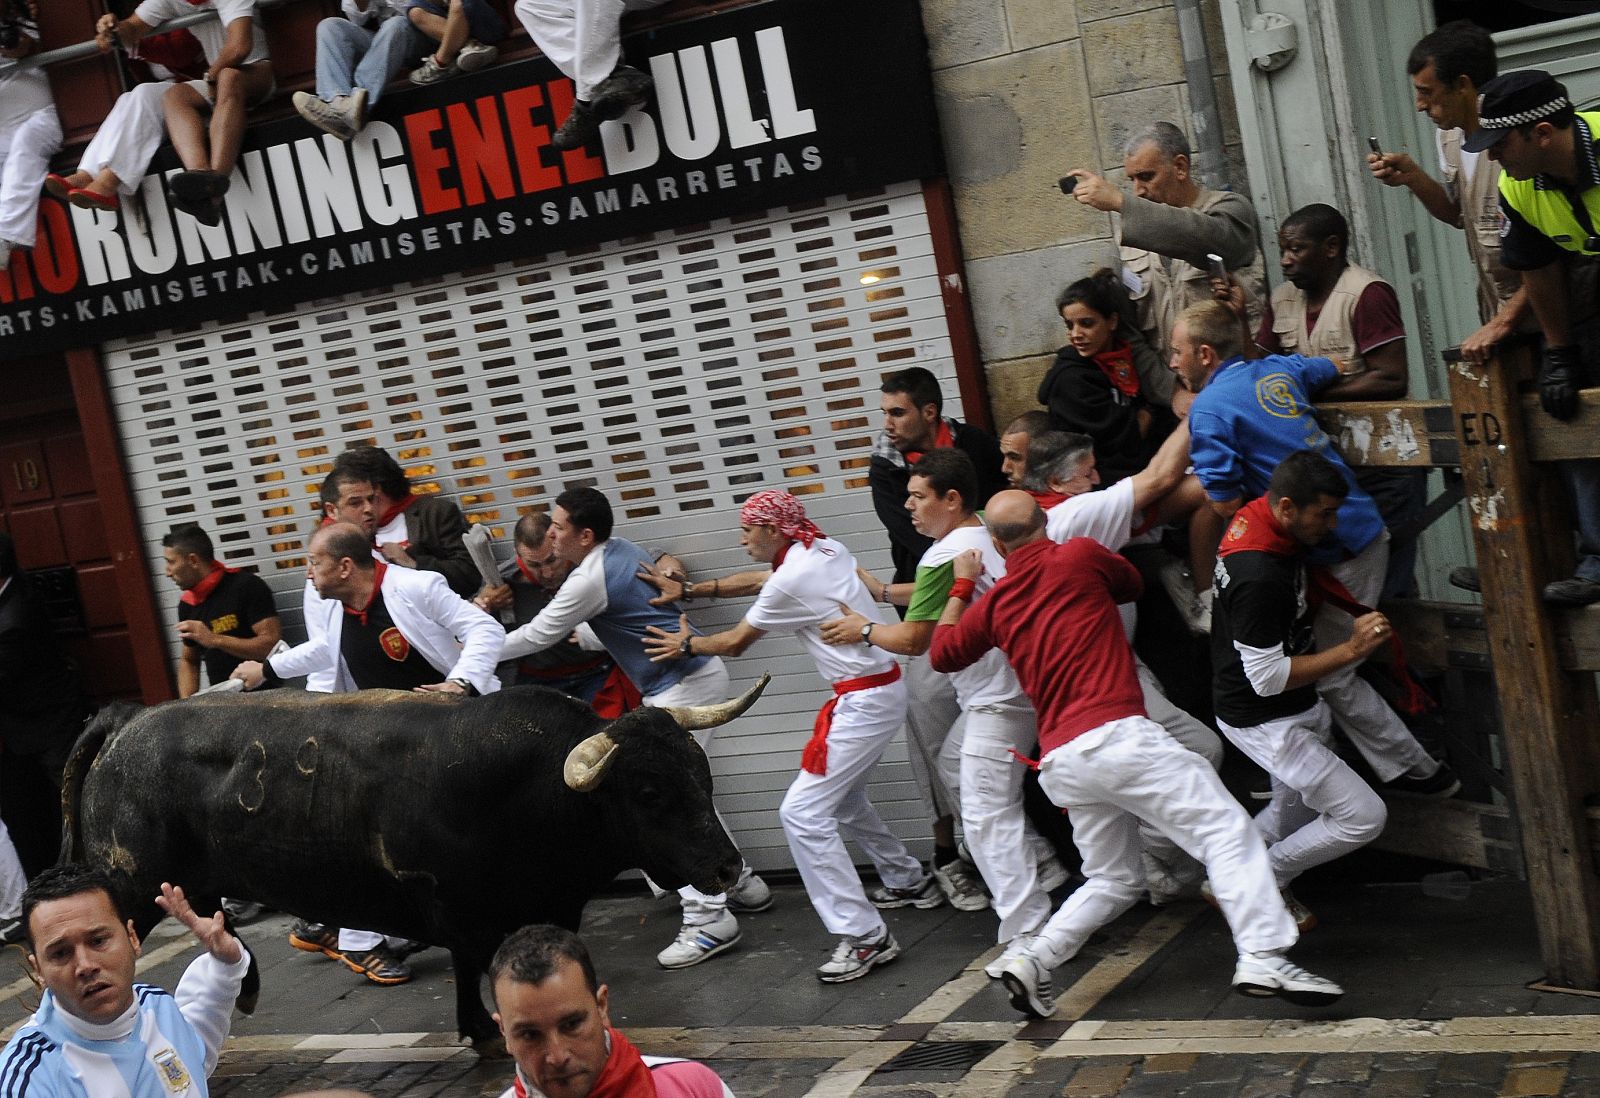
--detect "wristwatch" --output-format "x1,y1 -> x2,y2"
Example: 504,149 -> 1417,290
448,677 -> 478,696
860,622 -> 875,647
680,635 -> 695,657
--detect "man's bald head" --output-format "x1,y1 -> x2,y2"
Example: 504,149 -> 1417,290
985,490 -> 1047,551
311,522 -> 373,567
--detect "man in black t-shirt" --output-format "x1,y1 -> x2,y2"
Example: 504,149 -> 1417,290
162,525 -> 281,697
1211,452 -> 1397,928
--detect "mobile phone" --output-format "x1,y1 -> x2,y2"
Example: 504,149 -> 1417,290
1057,175 -> 1077,194
1206,253 -> 1227,281
1367,136 -> 1383,156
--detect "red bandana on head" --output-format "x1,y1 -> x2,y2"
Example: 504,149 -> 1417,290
179,560 -> 238,606
740,489 -> 824,551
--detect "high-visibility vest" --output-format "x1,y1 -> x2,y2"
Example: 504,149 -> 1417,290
1498,110 -> 1600,258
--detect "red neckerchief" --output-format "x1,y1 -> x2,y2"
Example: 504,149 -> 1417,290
1219,498 -> 1434,715
902,420 -> 955,466
179,560 -> 237,606
515,556 -> 539,585
513,1029 -> 656,1098
345,561 -> 388,627
376,492 -> 420,529
1027,489 -> 1070,510
1090,341 -> 1141,397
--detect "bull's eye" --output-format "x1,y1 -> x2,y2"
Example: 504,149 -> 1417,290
635,786 -> 664,808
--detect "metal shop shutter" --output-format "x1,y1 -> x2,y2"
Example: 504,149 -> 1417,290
102,179 -> 968,871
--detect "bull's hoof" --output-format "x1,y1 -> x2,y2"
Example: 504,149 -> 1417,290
465,1033 -> 508,1059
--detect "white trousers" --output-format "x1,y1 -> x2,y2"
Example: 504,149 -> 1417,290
1134,658 -> 1221,890
1314,532 -> 1434,782
513,0 -> 672,100
1219,701 -> 1388,887
77,82 -> 171,196
0,106 -> 62,247
1031,716 -> 1296,968
0,818 -> 25,920
645,657 -> 742,925
779,679 -> 923,938
339,928 -> 409,952
960,701 -> 1051,941
904,653 -> 962,819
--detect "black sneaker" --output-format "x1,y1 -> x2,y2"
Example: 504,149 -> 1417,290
592,64 -> 653,120
551,98 -> 599,151
1543,577 -> 1600,607
0,918 -> 24,946
1448,566 -> 1481,593
341,944 -> 413,985
288,920 -> 341,959
1384,762 -> 1461,799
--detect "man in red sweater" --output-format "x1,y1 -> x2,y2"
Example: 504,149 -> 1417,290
930,490 -> 1343,1017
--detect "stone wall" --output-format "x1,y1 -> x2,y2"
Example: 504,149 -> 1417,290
922,0 -> 1245,429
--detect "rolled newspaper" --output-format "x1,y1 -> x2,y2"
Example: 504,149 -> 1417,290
464,523 -> 516,624
196,639 -> 292,695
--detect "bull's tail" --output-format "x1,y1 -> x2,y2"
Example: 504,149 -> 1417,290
59,702 -> 141,865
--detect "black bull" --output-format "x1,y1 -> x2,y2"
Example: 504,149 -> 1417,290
60,676 -> 767,1051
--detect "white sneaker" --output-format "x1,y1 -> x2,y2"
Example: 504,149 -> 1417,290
348,87 -> 368,132
1158,558 -> 1212,636
292,91 -> 359,141
984,933 -> 1037,979
1144,850 -> 1203,906
455,38 -> 499,73
933,859 -> 990,912
868,873 -> 944,910
656,912 -> 740,969
1233,950 -> 1343,1005
409,53 -> 457,85
817,929 -> 899,983
1280,888 -> 1318,933
727,872 -> 773,914
1000,953 -> 1056,1018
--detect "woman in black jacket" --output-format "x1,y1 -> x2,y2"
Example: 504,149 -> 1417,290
1036,269 -> 1175,485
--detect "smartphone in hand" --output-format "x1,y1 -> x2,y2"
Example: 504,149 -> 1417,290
1206,253 -> 1227,281
1367,136 -> 1383,156
1058,175 -> 1077,194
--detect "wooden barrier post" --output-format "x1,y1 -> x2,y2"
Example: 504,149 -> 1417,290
1446,343 -> 1600,989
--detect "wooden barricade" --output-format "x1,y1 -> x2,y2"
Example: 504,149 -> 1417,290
1314,342 -> 1600,990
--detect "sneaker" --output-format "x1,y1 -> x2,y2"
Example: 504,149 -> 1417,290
591,64 -> 653,120
933,858 -> 990,912
727,872 -> 774,914
1543,576 -> 1600,607
1143,850 -> 1203,906
1249,778 -> 1275,801
1279,888 -> 1318,933
341,944 -> 413,985
388,938 -> 428,960
455,38 -> 499,73
168,169 -> 230,203
868,873 -> 945,910
293,91 -> 359,141
656,912 -> 740,969
984,933 -> 1036,979
0,917 -> 24,946
1448,566 -> 1481,593
288,921 -> 341,959
816,929 -> 899,983
551,97 -> 599,151
221,898 -> 263,922
1383,762 -> 1461,799
1000,953 -> 1056,1018
1232,950 -> 1343,1005
1158,558 -> 1212,635
409,53 -> 457,85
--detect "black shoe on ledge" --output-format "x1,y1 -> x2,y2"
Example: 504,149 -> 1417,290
1543,577 -> 1600,607
1384,762 -> 1461,799
1448,566 -> 1481,593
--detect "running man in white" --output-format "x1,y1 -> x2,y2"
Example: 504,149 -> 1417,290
644,489 -> 928,983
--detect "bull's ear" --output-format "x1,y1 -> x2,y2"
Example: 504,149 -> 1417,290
564,732 -> 620,791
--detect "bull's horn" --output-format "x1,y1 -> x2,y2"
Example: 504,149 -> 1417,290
658,672 -> 771,732
563,732 -> 620,792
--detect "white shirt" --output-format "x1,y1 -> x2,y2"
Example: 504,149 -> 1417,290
134,0 -> 270,66
915,523 -> 1028,710
743,538 -> 895,686
1045,478 -> 1140,639
341,0 -> 405,25
0,21 -> 54,128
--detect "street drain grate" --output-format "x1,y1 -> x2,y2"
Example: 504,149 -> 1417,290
872,1040 -> 1004,1074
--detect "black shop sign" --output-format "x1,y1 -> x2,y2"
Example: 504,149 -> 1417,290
0,0 -> 943,358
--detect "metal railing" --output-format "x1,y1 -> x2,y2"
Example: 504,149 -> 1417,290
14,0 -> 295,71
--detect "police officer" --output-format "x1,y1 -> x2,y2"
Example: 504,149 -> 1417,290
1467,70 -> 1600,606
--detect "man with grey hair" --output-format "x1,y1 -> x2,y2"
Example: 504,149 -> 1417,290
1066,121 -> 1268,421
